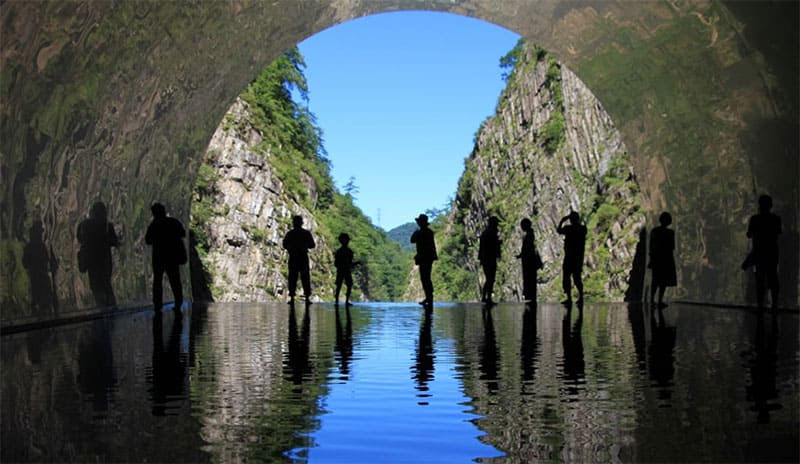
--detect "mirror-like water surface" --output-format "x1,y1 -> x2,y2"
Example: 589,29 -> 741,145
2,302 -> 798,462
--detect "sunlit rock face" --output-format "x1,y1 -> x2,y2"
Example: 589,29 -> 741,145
192,98 -> 329,302
1,1 -> 797,325
435,45 -> 646,302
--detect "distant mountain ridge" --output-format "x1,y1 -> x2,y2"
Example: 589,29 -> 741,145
386,222 -> 416,252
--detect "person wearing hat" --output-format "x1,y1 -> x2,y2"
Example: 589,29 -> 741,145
557,210 -> 586,306
478,216 -> 502,304
410,213 -> 438,308
334,232 -> 358,307
282,215 -> 316,304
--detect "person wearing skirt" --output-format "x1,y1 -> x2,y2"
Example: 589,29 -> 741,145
649,212 -> 677,308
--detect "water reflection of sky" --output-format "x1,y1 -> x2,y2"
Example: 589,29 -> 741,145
2,302 -> 797,463
307,306 -> 503,462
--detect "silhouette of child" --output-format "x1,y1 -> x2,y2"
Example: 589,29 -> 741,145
334,232 -> 357,307
517,218 -> 543,303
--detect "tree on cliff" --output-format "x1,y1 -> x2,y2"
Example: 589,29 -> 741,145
192,47 -> 411,302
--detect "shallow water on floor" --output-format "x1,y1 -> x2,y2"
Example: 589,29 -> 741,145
2,302 -> 798,462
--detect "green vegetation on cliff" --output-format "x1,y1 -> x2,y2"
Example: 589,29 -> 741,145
191,48 -> 410,301
430,40 -> 644,302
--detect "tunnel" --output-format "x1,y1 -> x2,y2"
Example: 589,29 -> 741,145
2,0 -> 798,329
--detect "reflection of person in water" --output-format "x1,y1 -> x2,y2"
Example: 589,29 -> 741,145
148,313 -> 187,416
334,305 -> 353,378
745,312 -> 781,424
23,220 -> 58,312
626,303 -> 648,374
479,306 -> 501,394
77,202 -> 120,307
520,305 -> 539,385
561,306 -> 584,399
284,303 -> 311,385
77,322 -> 117,413
648,306 -> 676,402
412,308 -> 434,404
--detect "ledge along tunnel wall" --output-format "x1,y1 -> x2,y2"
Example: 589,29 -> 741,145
1,0 -> 798,327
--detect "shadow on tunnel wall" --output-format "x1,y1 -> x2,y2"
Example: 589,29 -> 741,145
22,220 -> 59,315
189,229 -> 214,302
739,119 -> 799,308
624,227 -> 647,303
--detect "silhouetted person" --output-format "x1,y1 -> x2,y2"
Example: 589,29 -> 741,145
145,203 -> 186,313
77,202 -> 119,307
334,232 -> 357,307
23,220 -> 57,312
283,215 -> 315,305
334,305 -> 353,377
745,195 -> 781,309
557,211 -> 586,306
648,305 -> 676,403
412,308 -> 434,404
561,305 -> 585,399
148,312 -> 187,416
745,312 -> 781,423
479,216 -> 502,304
517,218 -> 543,303
410,214 -> 437,308
648,212 -> 676,308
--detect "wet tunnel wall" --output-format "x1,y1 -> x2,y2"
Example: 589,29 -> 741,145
1,0 -> 797,326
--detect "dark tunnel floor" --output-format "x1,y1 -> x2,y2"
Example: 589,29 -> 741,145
2,302 -> 798,462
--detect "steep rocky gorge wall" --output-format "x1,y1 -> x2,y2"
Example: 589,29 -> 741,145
432,45 -> 645,302
2,1 -> 797,327
191,98 -> 330,302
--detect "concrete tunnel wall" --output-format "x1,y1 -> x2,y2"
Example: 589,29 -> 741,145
1,0 -> 798,327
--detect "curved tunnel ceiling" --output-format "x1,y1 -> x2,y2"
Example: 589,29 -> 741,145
1,0 -> 797,324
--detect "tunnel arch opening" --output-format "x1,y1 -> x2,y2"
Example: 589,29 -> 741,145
189,11 -> 646,305
2,1 -> 796,328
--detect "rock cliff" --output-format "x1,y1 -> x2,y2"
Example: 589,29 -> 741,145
192,83 -> 410,303
191,98 -> 327,302
430,42 -> 646,302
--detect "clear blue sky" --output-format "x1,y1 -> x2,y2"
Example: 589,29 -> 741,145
297,11 -> 520,230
